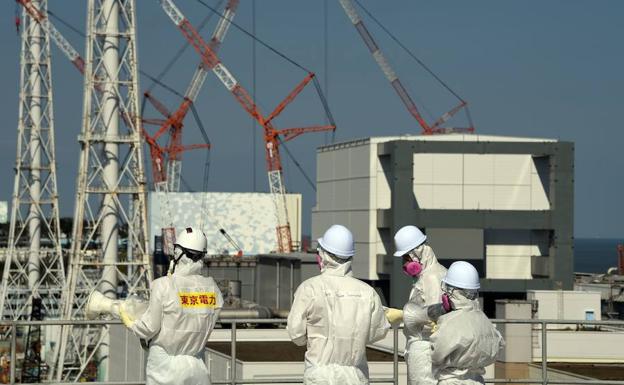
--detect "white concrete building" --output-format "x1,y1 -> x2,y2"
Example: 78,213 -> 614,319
312,134 -> 574,306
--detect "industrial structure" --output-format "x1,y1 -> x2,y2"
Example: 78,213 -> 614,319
5,1 -> 620,384
142,0 -> 239,194
336,0 -> 473,135
55,0 -> 151,381
0,0 -> 65,321
0,2 -> 66,381
156,0 -> 335,253
312,134 -> 574,308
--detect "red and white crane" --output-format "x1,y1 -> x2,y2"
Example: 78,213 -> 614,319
143,0 -> 239,193
337,0 -> 473,135
17,0 -> 85,73
156,0 -> 335,252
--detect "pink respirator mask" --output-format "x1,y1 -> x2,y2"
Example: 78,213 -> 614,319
402,260 -> 423,277
316,253 -> 323,270
441,293 -> 452,312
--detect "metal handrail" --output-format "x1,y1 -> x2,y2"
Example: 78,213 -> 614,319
2,318 -> 624,385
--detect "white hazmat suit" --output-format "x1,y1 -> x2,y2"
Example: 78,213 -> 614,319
402,244 -> 447,385
287,251 -> 390,385
126,255 -> 224,385
430,292 -> 504,385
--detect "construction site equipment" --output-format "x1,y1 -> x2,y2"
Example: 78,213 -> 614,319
16,0 -> 85,73
336,0 -> 473,135
219,228 -> 243,258
54,0 -> 151,381
157,0 -> 335,252
0,0 -> 66,331
143,0 -> 239,193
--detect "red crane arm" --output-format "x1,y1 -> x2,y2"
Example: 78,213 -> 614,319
277,125 -> 336,142
265,72 -> 315,126
144,92 -> 173,119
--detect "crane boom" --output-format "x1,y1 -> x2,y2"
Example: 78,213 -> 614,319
337,0 -> 472,134
164,0 -> 239,192
156,0 -> 335,252
17,0 -> 84,73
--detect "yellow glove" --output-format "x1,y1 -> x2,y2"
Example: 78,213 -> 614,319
384,308 -> 404,325
119,305 -> 135,328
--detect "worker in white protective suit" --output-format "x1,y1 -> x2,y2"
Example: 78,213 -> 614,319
287,224 -> 390,385
120,227 -> 224,385
383,225 -> 447,385
429,261 -> 504,385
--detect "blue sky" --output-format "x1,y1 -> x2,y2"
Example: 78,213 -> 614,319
0,1 -> 622,238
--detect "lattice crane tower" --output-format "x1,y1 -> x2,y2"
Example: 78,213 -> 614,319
0,0 -> 66,323
55,0 -> 151,381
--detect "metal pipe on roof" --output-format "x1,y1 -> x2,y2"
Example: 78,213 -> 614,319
219,307 -> 272,319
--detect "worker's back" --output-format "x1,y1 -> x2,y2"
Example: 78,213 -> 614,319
149,272 -> 224,356
430,297 -> 503,382
289,270 -> 389,373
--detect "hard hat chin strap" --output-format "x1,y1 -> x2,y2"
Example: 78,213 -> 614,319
168,246 -> 185,276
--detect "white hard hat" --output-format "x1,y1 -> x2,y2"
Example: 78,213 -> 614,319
393,225 -> 427,257
175,227 -> 207,253
317,224 -> 355,258
442,261 -> 480,290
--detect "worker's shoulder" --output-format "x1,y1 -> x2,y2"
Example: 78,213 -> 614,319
152,275 -> 169,288
344,276 -> 379,294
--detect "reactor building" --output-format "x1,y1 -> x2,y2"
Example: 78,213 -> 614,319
312,134 -> 574,310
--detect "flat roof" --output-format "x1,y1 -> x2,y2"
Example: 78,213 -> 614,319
318,134 -> 558,152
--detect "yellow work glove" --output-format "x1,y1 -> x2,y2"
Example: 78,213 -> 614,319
384,307 -> 404,325
119,304 -> 135,328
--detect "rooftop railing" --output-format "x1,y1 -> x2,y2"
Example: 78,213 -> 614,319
1,318 -> 624,385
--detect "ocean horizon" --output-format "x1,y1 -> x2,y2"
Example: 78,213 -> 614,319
574,238 -> 622,274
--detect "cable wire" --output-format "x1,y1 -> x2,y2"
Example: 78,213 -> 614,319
145,0 -> 225,94
193,0 -> 311,73
47,10 -> 85,38
252,0 -> 257,192
45,9 -> 184,99
278,138 -> 317,192
352,0 -> 466,103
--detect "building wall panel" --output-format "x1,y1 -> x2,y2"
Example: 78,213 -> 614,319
486,255 -> 532,279
432,154 -> 463,184
432,184 -> 463,209
413,153 -> 434,184
463,185 -> 494,210
494,185 -> 531,210
149,192 -> 301,256
464,154 -> 494,184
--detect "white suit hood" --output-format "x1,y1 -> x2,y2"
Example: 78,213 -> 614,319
402,244 -> 447,385
405,245 -> 447,329
318,250 -> 354,277
173,255 -> 203,276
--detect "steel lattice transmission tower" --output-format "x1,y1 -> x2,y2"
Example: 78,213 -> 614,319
0,0 -> 66,323
55,0 -> 151,381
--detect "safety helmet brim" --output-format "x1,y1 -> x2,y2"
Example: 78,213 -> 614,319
442,275 -> 481,290
317,237 -> 354,259
393,236 -> 426,257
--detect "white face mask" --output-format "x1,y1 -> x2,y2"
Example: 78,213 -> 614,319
168,246 -> 185,275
